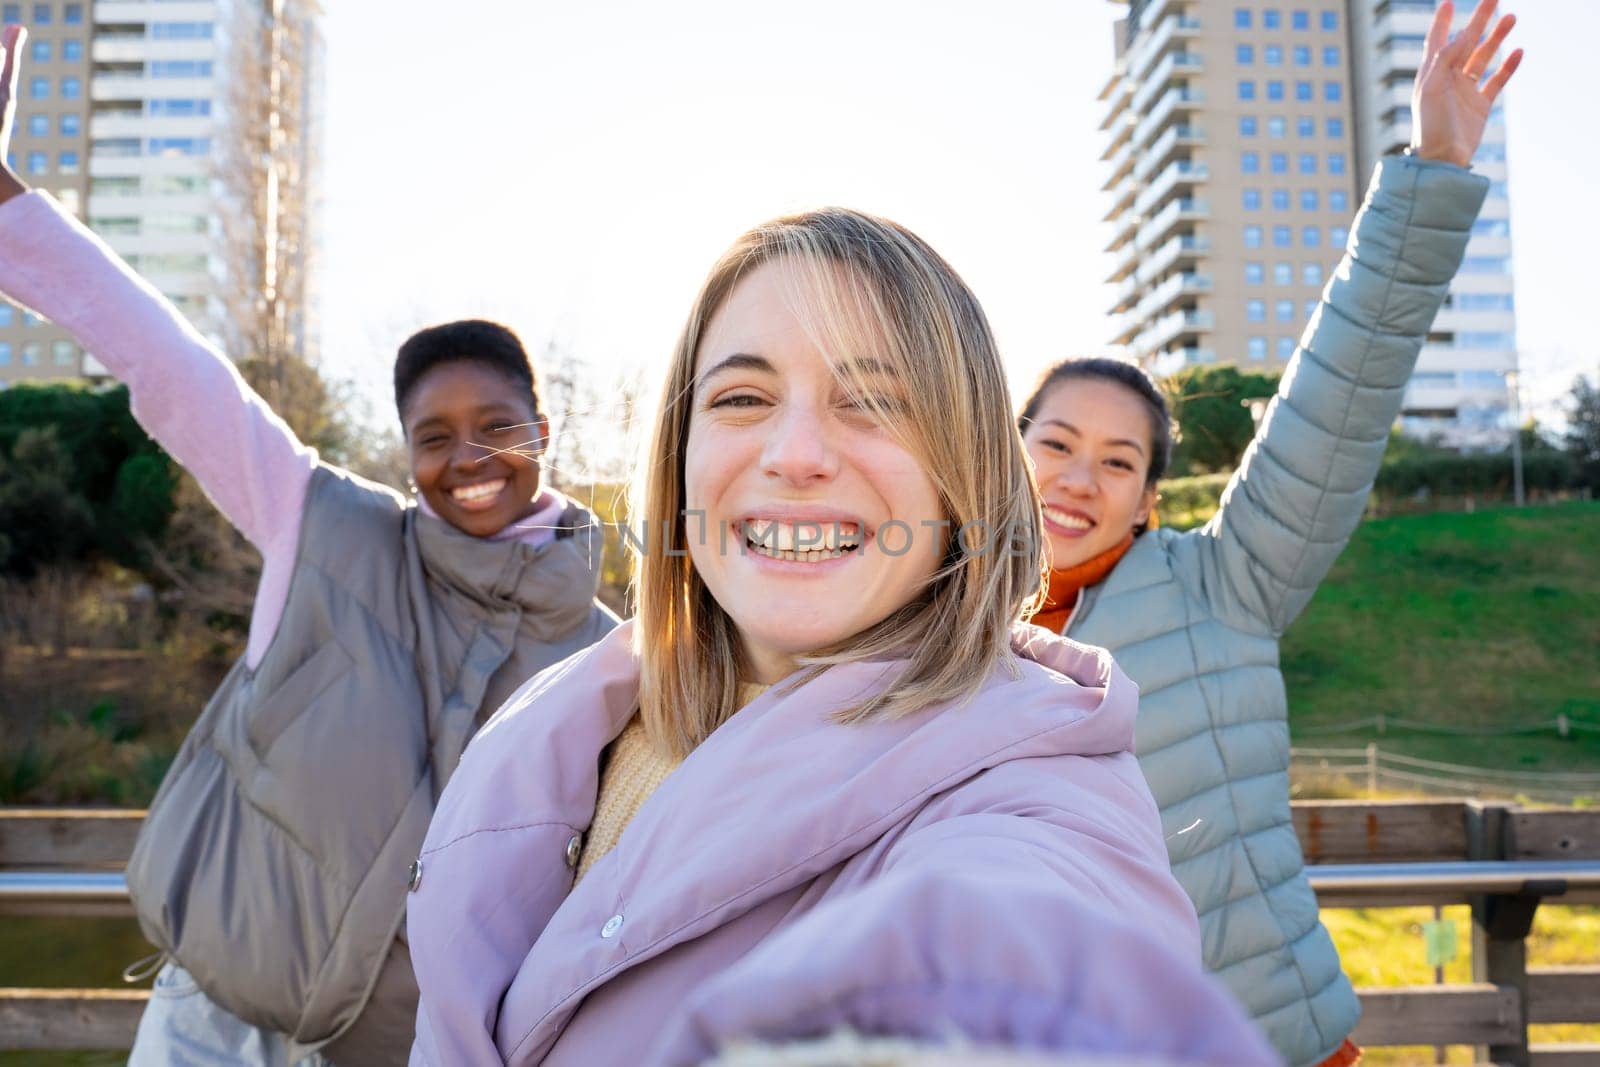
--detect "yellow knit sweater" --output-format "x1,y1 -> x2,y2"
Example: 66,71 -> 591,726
573,683 -> 769,884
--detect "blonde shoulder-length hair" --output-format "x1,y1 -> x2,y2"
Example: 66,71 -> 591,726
632,208 -> 1047,758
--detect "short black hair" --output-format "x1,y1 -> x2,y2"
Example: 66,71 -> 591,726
393,319 -> 540,423
1018,357 -> 1177,487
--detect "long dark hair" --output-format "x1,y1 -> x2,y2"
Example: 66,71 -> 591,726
1018,357 -> 1176,488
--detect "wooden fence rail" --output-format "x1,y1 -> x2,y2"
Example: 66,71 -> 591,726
4,801 -> 1600,1063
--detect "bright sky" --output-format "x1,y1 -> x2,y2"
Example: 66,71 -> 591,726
318,0 -> 1595,441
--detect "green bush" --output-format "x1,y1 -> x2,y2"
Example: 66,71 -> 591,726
1157,472 -> 1231,530
1375,450 -> 1578,500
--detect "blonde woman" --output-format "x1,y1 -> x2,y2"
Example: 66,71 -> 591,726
404,213 -> 1280,1065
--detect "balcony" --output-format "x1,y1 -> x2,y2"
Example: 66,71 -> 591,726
1132,50 -> 1205,116
1107,308 -> 1142,348
93,76 -> 214,101
89,114 -> 212,139
1102,139 -> 1135,192
1150,347 -> 1217,376
1098,81 -> 1132,132
1131,86 -> 1203,151
1106,236 -> 1140,283
1099,109 -> 1134,161
1104,207 -> 1141,255
94,1 -> 216,22
1135,272 -> 1212,321
1135,197 -> 1208,250
1136,233 -> 1209,284
1127,12 -> 1202,83
1101,179 -> 1137,224
1135,309 -> 1215,356
1134,160 -> 1208,217
1133,123 -> 1205,183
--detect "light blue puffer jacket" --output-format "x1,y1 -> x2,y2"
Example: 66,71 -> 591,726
1065,156 -> 1488,1067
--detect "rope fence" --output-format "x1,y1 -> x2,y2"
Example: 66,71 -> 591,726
1293,713 -> 1600,738
1290,744 -> 1600,804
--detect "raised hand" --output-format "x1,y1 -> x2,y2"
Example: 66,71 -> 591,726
0,24 -> 28,201
1412,0 -> 1523,167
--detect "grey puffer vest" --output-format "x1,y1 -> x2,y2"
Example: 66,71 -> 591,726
1065,157 -> 1487,1067
125,465 -> 617,1059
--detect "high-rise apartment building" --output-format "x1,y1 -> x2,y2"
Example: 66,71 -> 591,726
0,0 -> 321,387
0,0 -> 92,384
1101,0 -> 1517,446
1101,0 -> 1359,379
1350,0 -> 1517,446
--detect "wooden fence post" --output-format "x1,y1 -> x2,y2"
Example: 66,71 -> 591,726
1468,802 -> 1534,1067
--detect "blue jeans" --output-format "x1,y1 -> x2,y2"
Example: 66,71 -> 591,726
128,962 -> 326,1067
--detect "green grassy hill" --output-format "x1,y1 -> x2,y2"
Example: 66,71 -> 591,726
1283,500 -> 1600,776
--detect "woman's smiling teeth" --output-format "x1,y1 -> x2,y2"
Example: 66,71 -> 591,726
1043,505 -> 1093,531
451,478 -> 507,510
744,519 -> 863,563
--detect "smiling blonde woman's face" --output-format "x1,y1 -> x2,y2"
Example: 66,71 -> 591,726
1022,378 -> 1158,570
683,259 -> 946,684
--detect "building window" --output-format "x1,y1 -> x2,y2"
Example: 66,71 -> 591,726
1459,332 -> 1517,349
30,3 -> 48,24
1461,370 -> 1507,389
1330,188 -> 1349,213
1274,262 -> 1293,285
28,77 -> 47,98
61,38 -> 80,60
1267,80 -> 1284,101
1276,299 -> 1296,322
1300,189 -> 1319,210
1238,80 -> 1256,101
0,304 -> 11,326
1321,10 -> 1338,30
1297,115 -> 1315,137
1299,152 -> 1317,174
1293,45 -> 1311,66
1328,152 -> 1347,175
59,112 -> 79,136
1237,44 -> 1255,64
151,21 -> 215,39
30,39 -> 48,61
60,76 -> 80,99
63,0 -> 80,21
57,150 -> 78,174
1271,187 -> 1290,209
21,309 -> 39,326
1293,9 -> 1312,30
1324,46 -> 1341,66
1265,45 -> 1283,66
0,5 -> 19,22
1243,188 -> 1262,210
0,341 -> 10,365
1246,262 -> 1265,284
151,60 -> 215,78
1305,298 -> 1319,319
1245,225 -> 1264,249
147,137 -> 212,157
52,340 -> 75,366
24,150 -> 46,174
1235,7 -> 1252,29
1247,300 -> 1267,323
1476,143 -> 1508,162
1249,337 -> 1268,361
1458,292 -> 1515,311
1273,225 -> 1293,247
1295,80 -> 1314,101
1303,262 -> 1323,286
1268,116 -> 1286,138
1240,115 -> 1259,136
149,98 -> 213,117
1326,117 -> 1344,139
1303,226 -> 1322,247
1241,151 -> 1261,174
1264,8 -> 1281,29
21,341 -> 41,366
1325,81 -> 1343,102
1269,152 -> 1288,174
1331,225 -> 1350,246
26,113 -> 47,136
1277,337 -> 1296,359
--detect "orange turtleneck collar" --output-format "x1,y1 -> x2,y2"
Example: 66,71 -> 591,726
1030,530 -> 1136,635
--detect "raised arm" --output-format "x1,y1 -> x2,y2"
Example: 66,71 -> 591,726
1191,0 -> 1521,635
0,25 -> 316,558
